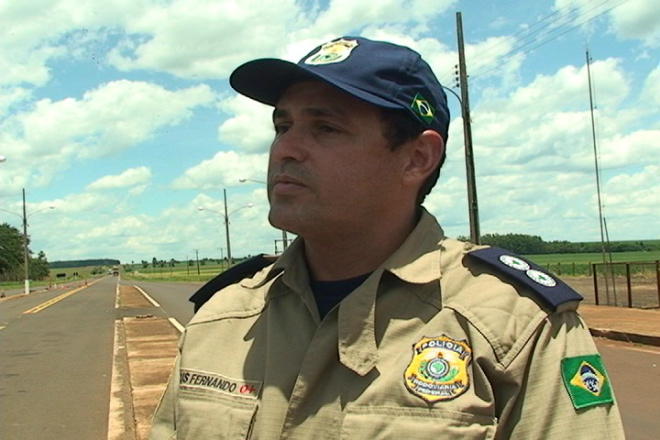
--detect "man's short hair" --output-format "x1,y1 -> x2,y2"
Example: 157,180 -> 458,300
380,109 -> 446,205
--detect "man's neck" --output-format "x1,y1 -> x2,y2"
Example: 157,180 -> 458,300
302,211 -> 418,281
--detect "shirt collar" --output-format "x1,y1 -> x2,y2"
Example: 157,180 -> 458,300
339,208 -> 445,375
242,209 -> 446,376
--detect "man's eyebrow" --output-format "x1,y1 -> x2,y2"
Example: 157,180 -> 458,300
272,106 -> 347,122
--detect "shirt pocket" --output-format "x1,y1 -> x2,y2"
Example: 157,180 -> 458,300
176,390 -> 258,439
340,404 -> 496,440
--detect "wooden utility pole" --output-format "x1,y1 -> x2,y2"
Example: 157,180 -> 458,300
586,49 -> 616,305
456,12 -> 480,244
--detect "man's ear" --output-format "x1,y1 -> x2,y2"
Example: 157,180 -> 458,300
402,130 -> 445,187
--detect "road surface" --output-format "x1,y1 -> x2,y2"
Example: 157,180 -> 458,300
0,276 -> 658,439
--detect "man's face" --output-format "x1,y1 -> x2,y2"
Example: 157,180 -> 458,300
267,80 -> 409,241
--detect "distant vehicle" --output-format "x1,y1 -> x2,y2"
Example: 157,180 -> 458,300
110,267 -> 119,276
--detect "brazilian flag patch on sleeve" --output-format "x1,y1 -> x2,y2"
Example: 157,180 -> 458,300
561,354 -> 614,410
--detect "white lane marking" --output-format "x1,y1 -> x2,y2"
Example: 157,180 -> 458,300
107,319 -> 130,440
168,317 -> 185,333
132,285 -> 184,333
134,285 -> 160,307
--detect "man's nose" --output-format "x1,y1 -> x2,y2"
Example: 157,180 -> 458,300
270,126 -> 309,163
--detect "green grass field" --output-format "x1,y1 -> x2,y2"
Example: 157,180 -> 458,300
3,249 -> 654,291
524,251 -> 660,277
120,260 -> 241,283
525,251 -> 660,265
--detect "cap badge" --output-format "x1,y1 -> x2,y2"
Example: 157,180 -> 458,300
304,38 -> 358,66
411,93 -> 435,125
404,335 -> 472,403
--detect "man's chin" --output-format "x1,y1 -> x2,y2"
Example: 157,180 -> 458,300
268,210 -> 299,235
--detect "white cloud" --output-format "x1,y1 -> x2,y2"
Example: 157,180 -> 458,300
610,0 -> 660,45
308,0 -> 454,37
87,166 -> 152,190
640,63 -> 660,108
171,150 -> 269,190
0,80 -> 215,193
217,95 -> 274,153
107,0 -> 301,79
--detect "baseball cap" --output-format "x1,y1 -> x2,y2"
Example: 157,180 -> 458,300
229,36 -> 450,140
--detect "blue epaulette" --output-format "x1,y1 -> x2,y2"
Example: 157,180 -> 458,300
189,254 -> 276,313
467,246 -> 582,311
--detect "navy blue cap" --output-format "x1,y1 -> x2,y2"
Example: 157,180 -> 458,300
229,36 -> 450,140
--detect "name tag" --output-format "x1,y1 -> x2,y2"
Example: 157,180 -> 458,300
180,368 -> 262,399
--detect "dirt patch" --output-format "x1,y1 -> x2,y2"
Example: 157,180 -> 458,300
562,275 -> 659,309
123,316 -> 179,440
119,285 -> 154,309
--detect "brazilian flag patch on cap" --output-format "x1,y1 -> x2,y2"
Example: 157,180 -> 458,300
561,354 -> 614,410
410,93 -> 435,125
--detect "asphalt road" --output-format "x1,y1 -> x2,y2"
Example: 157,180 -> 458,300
0,279 -> 117,439
0,277 -> 658,439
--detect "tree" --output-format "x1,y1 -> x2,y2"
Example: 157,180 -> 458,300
0,223 -> 24,280
30,251 -> 50,280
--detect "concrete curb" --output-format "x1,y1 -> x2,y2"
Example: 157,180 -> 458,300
589,327 -> 660,347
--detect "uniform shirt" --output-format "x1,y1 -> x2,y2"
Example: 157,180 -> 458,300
150,209 -> 625,439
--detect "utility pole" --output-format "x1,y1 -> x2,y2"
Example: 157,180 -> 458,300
456,12 -> 480,244
22,188 -> 29,295
223,189 -> 232,268
586,49 -> 615,305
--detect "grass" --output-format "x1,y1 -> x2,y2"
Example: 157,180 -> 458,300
523,251 -> 660,277
120,260 -> 239,283
3,250 -> 655,290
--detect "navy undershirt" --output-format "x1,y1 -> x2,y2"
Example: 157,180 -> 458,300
310,273 -> 371,318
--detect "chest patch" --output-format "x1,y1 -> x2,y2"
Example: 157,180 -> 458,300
404,335 -> 472,403
180,368 -> 262,400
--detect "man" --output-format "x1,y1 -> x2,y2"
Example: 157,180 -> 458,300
151,36 -> 624,439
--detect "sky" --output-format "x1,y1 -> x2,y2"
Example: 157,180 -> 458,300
0,0 -> 658,264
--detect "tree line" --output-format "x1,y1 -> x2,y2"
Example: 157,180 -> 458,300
0,223 -> 50,282
50,258 -> 120,269
458,233 -> 660,255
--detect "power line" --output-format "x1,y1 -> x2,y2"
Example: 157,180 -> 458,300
437,0 -> 630,87
469,0 -> 630,82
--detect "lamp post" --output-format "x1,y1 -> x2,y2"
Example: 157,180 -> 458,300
199,189 -> 253,268
1,188 -> 55,294
239,177 -> 291,251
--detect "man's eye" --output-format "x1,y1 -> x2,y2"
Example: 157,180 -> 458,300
319,125 -> 338,133
274,124 -> 290,134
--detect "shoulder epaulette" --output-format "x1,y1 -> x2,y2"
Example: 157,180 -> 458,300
467,246 -> 582,311
189,254 -> 276,313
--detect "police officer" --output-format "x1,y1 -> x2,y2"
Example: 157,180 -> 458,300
150,36 -> 624,439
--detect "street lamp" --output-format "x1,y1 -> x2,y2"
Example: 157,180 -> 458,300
198,189 -> 253,268
239,177 -> 291,252
0,188 -> 55,294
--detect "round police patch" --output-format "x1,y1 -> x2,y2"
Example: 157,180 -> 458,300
499,254 -> 530,271
526,269 -> 557,287
404,335 -> 472,403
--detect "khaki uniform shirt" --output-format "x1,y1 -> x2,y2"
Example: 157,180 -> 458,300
151,210 -> 625,439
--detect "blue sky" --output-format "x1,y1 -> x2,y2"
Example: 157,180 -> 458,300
1,0 -> 658,264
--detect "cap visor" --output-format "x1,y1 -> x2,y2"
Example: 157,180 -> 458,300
230,58 -> 401,110
229,59 -> 315,106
